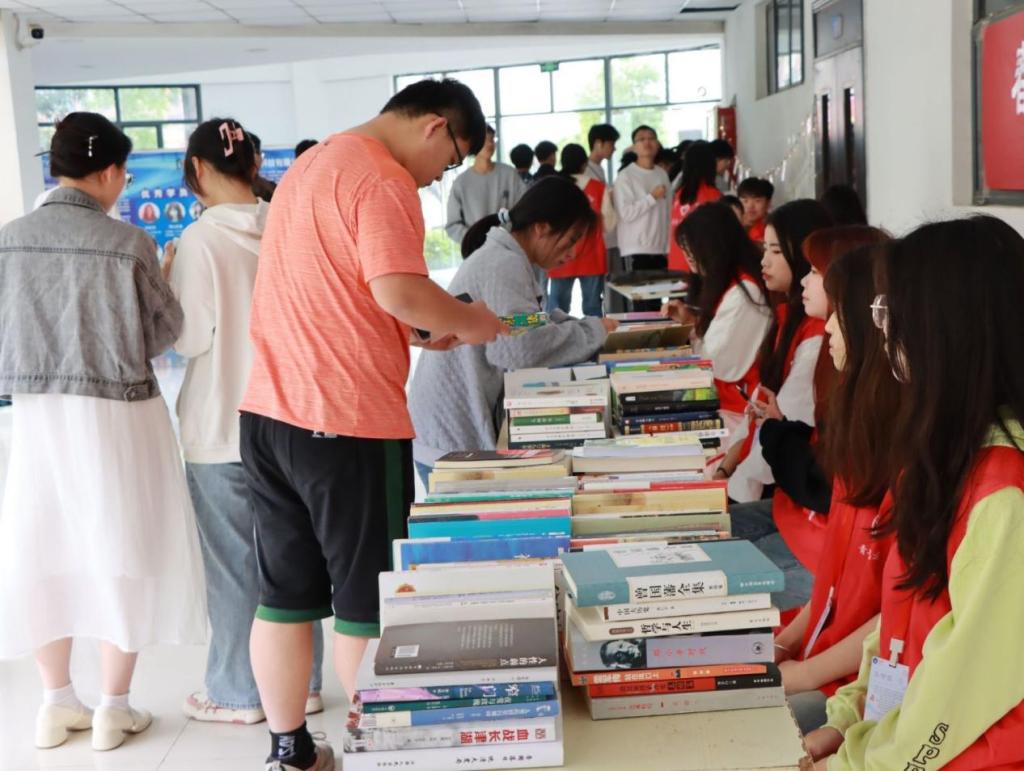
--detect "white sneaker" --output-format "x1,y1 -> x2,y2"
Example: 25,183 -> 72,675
91,705 -> 152,751
265,735 -> 335,771
182,691 -> 324,724
183,692 -> 266,725
35,703 -> 93,749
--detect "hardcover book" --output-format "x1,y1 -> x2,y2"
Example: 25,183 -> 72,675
342,715 -> 558,753
433,450 -> 565,469
568,602 -> 781,641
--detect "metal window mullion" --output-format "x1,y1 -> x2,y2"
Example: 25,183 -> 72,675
493,66 -> 502,162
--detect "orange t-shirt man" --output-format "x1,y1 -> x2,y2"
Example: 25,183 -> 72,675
241,133 -> 428,439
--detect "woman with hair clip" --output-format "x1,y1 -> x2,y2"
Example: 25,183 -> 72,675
545,143 -> 617,318
662,201 -> 773,434
409,176 -> 618,487
163,119 -> 326,726
667,140 -> 720,271
0,112 -> 206,751
770,240 -> 899,737
715,199 -> 832,608
805,215 -> 1024,770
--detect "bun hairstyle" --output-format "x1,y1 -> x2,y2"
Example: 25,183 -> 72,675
49,112 -> 132,180
183,118 -> 258,197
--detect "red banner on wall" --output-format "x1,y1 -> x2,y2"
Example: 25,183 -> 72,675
981,7 -> 1024,191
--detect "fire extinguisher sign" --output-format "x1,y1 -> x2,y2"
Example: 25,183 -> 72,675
981,8 -> 1024,191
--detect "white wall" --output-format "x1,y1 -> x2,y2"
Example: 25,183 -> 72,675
863,0 -> 1024,235
723,0 -> 816,200
0,11 -> 44,222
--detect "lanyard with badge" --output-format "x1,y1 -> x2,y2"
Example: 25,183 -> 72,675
864,594 -> 912,723
802,511 -> 859,659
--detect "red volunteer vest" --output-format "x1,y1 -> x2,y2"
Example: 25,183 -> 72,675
668,182 -> 721,272
712,272 -> 762,415
547,177 -> 607,279
799,482 -> 894,696
878,446 -> 1024,770
747,219 -> 767,244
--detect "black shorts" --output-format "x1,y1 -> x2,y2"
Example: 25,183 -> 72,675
240,412 -> 412,637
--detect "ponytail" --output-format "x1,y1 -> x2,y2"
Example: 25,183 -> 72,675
183,117 -> 258,197
460,176 -> 596,259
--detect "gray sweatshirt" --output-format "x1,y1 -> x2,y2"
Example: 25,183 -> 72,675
409,227 -> 608,464
445,163 -> 526,246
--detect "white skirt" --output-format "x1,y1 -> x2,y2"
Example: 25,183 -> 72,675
0,393 -> 207,658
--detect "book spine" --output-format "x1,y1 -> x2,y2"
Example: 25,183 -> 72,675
361,667 -> 559,691
361,693 -> 554,714
584,686 -> 785,720
508,406 -> 603,417
510,413 -> 603,427
508,439 -> 591,450
617,400 -> 719,416
587,670 -> 782,698
575,607 -> 781,641
358,682 -> 557,704
342,716 -> 558,753
407,510 -> 570,523
503,396 -> 607,409
356,700 -> 560,729
394,537 -> 569,570
508,425 -> 606,438
618,387 -> 718,404
342,736 -> 564,769
566,628 -> 775,671
601,593 -> 772,620
569,663 -> 769,687
407,517 -> 572,540
620,413 -> 722,427
570,569 -> 733,608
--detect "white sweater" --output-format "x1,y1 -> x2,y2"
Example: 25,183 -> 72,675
169,201 -> 267,464
612,163 -> 671,256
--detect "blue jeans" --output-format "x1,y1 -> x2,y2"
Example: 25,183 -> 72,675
546,276 -> 605,318
788,689 -> 828,736
728,499 -> 813,612
186,462 -> 324,709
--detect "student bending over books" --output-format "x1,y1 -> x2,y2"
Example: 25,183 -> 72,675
771,241 -> 899,737
806,216 -> 1024,770
409,176 -> 618,487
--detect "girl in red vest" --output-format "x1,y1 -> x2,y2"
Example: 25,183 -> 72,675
716,200 -> 832,608
806,216 -> 1024,770
771,241 -> 900,737
546,143 -> 616,318
663,201 -> 773,434
668,140 -> 721,272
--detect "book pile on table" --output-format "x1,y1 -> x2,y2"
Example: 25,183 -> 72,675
608,361 -> 726,444
559,540 -> 785,721
503,367 -> 610,450
343,565 -> 564,770
397,449 -> 575,573
598,315 -> 692,364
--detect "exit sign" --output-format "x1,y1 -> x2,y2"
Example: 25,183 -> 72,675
539,62 -> 559,73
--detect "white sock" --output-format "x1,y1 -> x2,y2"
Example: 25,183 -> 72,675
100,692 -> 131,711
43,683 -> 86,711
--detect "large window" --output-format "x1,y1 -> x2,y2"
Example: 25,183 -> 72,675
36,85 -> 202,152
766,0 -> 804,94
395,46 -> 722,276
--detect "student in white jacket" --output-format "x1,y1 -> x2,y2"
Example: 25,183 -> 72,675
164,119 -> 324,725
612,124 -> 670,273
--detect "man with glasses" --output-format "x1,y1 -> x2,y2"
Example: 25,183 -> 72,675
444,124 -> 526,249
238,79 -> 508,771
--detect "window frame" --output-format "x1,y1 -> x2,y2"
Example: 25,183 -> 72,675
765,0 -> 805,95
35,84 -> 203,151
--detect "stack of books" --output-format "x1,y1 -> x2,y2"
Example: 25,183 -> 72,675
343,565 -> 564,769
609,362 -> 726,444
598,317 -> 692,364
559,541 -> 785,721
571,432 -> 709,476
503,368 -> 610,450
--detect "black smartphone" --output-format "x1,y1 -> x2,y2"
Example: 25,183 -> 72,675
415,292 -> 473,340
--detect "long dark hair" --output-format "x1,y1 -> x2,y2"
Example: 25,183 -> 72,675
879,216 -> 1024,599
461,175 -> 596,258
676,202 -> 768,337
560,143 -> 589,176
183,118 -> 257,196
820,184 -> 868,226
757,199 -> 833,391
677,140 -> 717,207
819,243 -> 900,507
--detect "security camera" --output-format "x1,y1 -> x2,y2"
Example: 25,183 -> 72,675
16,18 -> 44,49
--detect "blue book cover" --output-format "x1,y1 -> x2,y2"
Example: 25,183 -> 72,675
357,699 -> 560,729
560,540 -> 784,607
358,681 -> 558,704
394,536 -> 570,570
407,517 -> 572,540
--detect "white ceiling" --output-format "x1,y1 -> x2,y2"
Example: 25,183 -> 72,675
5,0 -> 738,25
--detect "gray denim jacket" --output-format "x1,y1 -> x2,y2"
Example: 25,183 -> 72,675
0,187 -> 183,401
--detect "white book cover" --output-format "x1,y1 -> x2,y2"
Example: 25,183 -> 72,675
599,592 -> 773,620
568,602 -> 781,641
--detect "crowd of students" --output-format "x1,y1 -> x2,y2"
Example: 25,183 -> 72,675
0,74 -> 1023,771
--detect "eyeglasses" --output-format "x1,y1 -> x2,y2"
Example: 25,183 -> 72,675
444,123 -> 464,172
870,294 -> 888,330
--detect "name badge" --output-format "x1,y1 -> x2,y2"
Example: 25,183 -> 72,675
864,655 -> 909,723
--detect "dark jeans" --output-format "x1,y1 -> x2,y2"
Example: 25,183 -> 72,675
546,276 -> 605,318
728,498 -> 813,611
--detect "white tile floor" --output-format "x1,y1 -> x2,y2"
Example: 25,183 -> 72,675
0,626 -> 349,771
